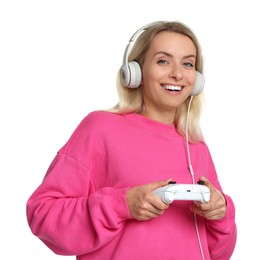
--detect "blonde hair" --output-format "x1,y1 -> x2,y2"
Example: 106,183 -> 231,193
111,21 -> 204,143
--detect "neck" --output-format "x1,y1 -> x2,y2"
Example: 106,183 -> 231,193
139,107 -> 176,125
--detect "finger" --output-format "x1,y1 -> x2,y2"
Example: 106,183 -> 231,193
199,177 -> 216,199
190,199 -> 226,220
147,178 -> 173,191
199,176 -> 212,188
149,205 -> 167,216
135,202 -> 168,220
137,210 -> 165,221
189,205 -> 214,219
216,190 -> 226,205
203,208 -> 226,220
148,192 -> 170,211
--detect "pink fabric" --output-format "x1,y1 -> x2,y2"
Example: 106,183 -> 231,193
27,111 -> 237,259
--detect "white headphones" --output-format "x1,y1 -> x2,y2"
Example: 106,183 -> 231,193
120,22 -> 205,96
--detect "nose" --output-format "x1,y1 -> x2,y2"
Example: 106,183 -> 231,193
169,65 -> 183,80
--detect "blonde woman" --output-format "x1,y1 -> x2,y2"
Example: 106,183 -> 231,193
27,21 -> 237,260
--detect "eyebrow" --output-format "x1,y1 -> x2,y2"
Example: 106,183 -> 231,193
155,51 -> 196,59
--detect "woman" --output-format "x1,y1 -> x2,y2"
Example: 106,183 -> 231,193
27,21 -> 237,259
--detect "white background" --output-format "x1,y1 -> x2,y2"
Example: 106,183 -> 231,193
1,0 -> 262,259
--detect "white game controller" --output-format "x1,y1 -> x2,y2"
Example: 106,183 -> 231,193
153,181 -> 210,204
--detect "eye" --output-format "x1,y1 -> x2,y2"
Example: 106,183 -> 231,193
183,62 -> 194,68
157,59 -> 169,65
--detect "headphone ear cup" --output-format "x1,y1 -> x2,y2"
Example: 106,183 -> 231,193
127,61 -> 142,88
191,71 -> 205,96
121,61 -> 142,88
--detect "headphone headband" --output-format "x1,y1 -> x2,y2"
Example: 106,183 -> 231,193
122,22 -> 160,68
121,22 -> 159,87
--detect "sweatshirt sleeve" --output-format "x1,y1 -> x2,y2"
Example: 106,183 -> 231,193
26,113 -> 132,255
202,145 -> 237,260
26,153 -> 132,255
205,195 -> 237,260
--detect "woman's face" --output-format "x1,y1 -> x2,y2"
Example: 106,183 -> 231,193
141,31 -> 197,123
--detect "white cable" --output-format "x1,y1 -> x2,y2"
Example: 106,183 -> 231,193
194,213 -> 205,260
185,96 -> 205,260
185,96 -> 195,181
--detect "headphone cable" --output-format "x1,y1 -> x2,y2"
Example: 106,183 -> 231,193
185,96 -> 195,182
186,95 -> 205,260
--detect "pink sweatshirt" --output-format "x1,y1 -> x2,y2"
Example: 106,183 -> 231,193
26,111 -> 237,259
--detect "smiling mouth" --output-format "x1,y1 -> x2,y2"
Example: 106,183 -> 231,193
162,85 -> 182,92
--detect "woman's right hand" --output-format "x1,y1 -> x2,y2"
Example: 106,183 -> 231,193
126,179 -> 172,221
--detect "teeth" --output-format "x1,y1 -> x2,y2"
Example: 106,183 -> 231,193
163,85 -> 182,91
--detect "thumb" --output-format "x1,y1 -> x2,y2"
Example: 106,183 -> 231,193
148,178 -> 173,191
199,176 -> 213,189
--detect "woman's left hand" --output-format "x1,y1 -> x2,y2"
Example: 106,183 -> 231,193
189,176 -> 226,220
